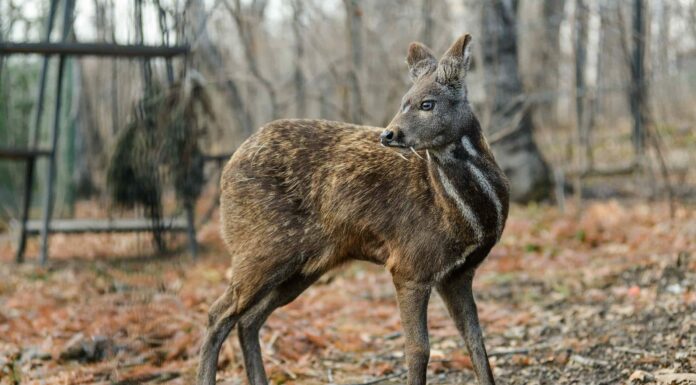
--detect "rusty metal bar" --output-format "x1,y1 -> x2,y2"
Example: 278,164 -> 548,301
0,42 -> 189,58
39,0 -> 75,265
23,218 -> 188,235
0,148 -> 52,160
14,0 -> 60,263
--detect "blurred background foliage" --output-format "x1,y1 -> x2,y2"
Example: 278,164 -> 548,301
0,0 -> 695,229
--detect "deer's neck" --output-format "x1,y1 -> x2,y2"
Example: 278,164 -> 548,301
427,129 -> 507,243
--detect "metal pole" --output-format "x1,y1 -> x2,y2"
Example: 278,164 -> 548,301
30,0 -> 60,147
16,0 -> 60,263
39,0 -> 74,265
16,159 -> 36,263
38,57 -> 66,264
0,42 -> 189,57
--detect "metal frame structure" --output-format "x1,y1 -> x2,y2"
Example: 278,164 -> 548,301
0,42 -> 189,57
0,0 -> 207,264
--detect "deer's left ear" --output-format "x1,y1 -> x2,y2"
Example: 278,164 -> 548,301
436,34 -> 473,86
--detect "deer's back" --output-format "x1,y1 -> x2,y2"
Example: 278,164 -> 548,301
220,119 -> 447,278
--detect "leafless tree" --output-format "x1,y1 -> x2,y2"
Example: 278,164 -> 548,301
222,0 -> 280,121
184,0 -> 253,135
481,0 -> 552,202
291,0 -> 306,118
574,0 -> 592,170
536,0 -> 566,128
135,0 -> 153,95
420,0 -> 434,47
629,0 -> 647,158
109,0 -> 118,136
343,0 -> 364,124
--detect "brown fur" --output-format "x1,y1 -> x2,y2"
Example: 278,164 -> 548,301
198,34 -> 509,385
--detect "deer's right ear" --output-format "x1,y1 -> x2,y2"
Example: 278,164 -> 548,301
406,42 -> 437,82
436,34 -> 473,86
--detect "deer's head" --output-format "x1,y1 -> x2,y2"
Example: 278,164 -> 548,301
381,34 -> 475,151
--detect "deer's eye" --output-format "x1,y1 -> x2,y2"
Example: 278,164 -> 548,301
420,100 -> 435,111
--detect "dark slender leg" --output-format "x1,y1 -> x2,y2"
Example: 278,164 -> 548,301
393,279 -> 431,385
237,274 -> 319,385
197,286 -> 241,385
437,269 -> 495,385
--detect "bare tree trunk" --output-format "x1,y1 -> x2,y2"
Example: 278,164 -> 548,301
343,0 -> 363,124
109,0 -> 118,135
421,0 -> 434,47
291,0 -> 306,118
0,11 -> 4,81
630,0 -> 647,158
536,0 -> 565,128
319,76 -> 333,120
586,0 -> 602,167
93,0 -> 106,41
135,0 -> 153,96
58,53 -> 79,213
653,0 -> 670,120
0,16 -> 4,132
572,0 -> 588,202
155,0 -> 174,84
681,1 -> 696,49
574,0 -> 591,171
481,0 -> 551,202
657,0 -> 670,74
185,0 -> 253,135
223,0 -> 279,121
75,60 -> 102,198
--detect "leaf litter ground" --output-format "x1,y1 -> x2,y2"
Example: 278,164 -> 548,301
0,200 -> 694,385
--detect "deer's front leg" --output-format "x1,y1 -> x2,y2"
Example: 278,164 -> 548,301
393,279 -> 431,385
437,268 -> 495,385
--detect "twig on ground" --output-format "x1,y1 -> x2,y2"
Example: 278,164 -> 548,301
598,374 -> 624,385
654,373 -> 696,383
488,347 -> 531,357
488,342 -> 554,357
345,370 -> 407,385
614,346 -> 656,356
265,354 -> 297,380
383,332 -> 402,340
111,371 -> 180,385
570,354 -> 609,367
327,368 -> 334,384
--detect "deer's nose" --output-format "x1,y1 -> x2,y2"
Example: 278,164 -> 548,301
380,130 -> 395,146
380,130 -> 394,143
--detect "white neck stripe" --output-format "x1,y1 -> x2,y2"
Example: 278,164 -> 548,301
436,165 -> 483,240
461,136 -> 478,157
466,162 -> 504,240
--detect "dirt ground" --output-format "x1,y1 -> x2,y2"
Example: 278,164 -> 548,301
0,200 -> 694,385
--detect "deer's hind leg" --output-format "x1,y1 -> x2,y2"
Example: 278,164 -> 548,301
237,273 -> 320,385
197,250 -> 304,385
197,284 -> 243,385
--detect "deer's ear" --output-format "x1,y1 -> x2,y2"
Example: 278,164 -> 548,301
406,42 -> 437,82
437,34 -> 473,86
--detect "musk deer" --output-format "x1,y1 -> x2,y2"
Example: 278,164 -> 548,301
197,34 -> 509,385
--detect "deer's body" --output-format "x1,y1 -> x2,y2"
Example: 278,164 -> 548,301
199,35 -> 508,385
